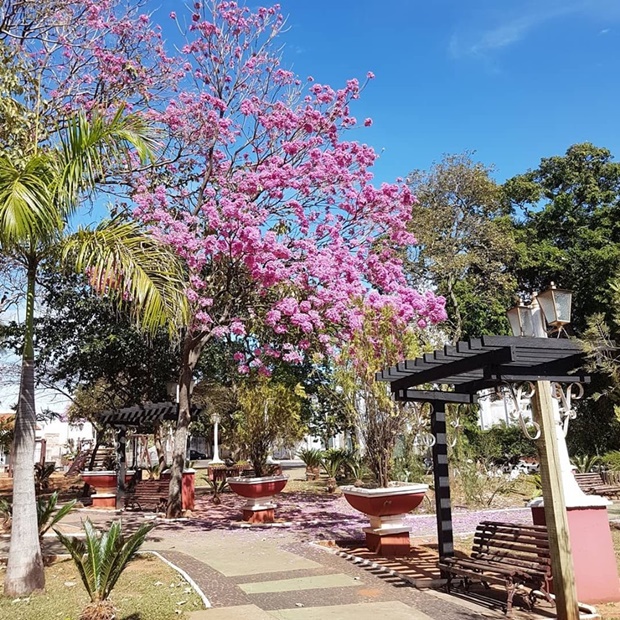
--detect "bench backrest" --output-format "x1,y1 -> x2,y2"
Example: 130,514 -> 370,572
128,479 -> 169,494
574,472 -> 605,487
472,521 -> 551,574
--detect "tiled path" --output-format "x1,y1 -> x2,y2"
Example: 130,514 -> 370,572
0,469 -> 562,620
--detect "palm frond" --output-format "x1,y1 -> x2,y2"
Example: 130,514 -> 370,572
56,519 -> 154,603
0,154 -> 60,246
54,528 -> 94,600
37,492 -> 77,538
83,518 -> 104,600
101,521 -> 154,599
55,107 -> 160,218
61,217 -> 189,336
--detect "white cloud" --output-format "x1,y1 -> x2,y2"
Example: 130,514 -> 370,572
450,0 -> 618,60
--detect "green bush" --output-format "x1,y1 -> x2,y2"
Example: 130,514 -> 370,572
297,448 -> 324,469
56,519 -> 155,620
602,450 -> 620,471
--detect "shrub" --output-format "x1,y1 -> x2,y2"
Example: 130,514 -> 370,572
55,519 -> 155,620
297,448 -> 324,469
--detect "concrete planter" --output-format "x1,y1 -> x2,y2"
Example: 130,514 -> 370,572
342,483 -> 428,556
227,474 -> 288,523
81,470 -> 116,494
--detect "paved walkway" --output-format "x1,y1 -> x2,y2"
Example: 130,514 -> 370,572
0,468 -> 564,620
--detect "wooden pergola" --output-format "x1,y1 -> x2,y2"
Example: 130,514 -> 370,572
376,335 -> 591,620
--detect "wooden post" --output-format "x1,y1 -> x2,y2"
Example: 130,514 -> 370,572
116,426 -> 127,510
431,402 -> 454,560
531,381 -> 579,620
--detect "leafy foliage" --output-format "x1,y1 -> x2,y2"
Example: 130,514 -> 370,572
34,462 -> 56,492
505,143 -> 620,332
297,448 -> 324,469
233,379 -> 307,477
571,454 -> 602,473
407,152 -> 517,342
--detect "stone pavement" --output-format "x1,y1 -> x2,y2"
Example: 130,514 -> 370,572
0,467 -> 566,620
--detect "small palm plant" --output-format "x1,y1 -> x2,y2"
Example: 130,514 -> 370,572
55,519 -> 155,620
322,451 -> 345,493
0,498 -> 11,531
571,454 -> 602,474
297,448 -> 324,481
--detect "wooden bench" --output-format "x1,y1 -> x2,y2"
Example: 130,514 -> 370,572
574,472 -> 620,498
439,521 -> 553,616
124,479 -> 169,512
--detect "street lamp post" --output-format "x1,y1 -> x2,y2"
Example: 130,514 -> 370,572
209,413 -> 224,465
507,285 -> 617,616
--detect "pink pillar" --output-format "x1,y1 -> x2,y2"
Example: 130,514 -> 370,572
532,505 -> 620,603
182,469 -> 195,511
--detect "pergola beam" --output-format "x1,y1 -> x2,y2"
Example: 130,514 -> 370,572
394,390 -> 477,404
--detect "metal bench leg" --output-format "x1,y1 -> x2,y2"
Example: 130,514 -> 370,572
505,578 -> 516,617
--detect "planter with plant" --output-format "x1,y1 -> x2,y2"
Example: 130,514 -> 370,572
227,379 -> 306,523
337,311 -> 428,555
321,450 -> 345,493
55,519 -> 155,620
297,448 -> 324,481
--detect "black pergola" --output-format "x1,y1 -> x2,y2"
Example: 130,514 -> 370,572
376,335 -> 590,563
98,401 -> 192,431
97,401 -> 203,507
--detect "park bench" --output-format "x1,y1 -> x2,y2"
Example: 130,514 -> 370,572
123,478 -> 169,512
439,521 -> 553,616
574,472 -> 620,499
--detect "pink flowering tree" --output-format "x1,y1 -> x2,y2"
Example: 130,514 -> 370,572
1,0 -> 446,521
131,2 -> 445,516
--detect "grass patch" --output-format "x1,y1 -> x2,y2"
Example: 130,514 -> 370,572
0,555 -> 204,620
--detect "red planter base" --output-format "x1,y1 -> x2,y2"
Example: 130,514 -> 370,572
243,508 -> 275,524
365,528 -> 410,556
91,494 -> 116,509
228,474 -> 288,523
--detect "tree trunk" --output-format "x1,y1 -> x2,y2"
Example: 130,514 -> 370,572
4,260 -> 45,595
153,423 -> 166,470
166,333 -> 202,518
88,430 -> 103,471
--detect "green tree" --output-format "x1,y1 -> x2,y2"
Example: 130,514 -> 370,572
234,379 -> 307,477
407,152 -> 517,343
1,271 -> 181,406
336,307 -> 423,487
0,110 -> 186,597
504,143 -> 620,332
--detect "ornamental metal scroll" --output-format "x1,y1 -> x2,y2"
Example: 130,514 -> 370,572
551,382 -> 584,436
502,381 -> 541,441
448,410 -> 461,448
407,402 -> 436,449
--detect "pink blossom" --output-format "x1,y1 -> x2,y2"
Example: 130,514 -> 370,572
29,0 -> 447,372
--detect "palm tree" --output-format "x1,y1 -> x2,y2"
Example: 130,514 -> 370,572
0,108 -> 187,596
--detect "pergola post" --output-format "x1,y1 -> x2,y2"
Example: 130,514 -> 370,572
531,380 -> 579,620
115,426 -> 127,510
431,401 -> 454,560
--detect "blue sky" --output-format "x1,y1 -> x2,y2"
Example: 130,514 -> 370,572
252,0 -> 620,185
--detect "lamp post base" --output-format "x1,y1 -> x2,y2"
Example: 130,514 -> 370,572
531,504 -> 620,603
